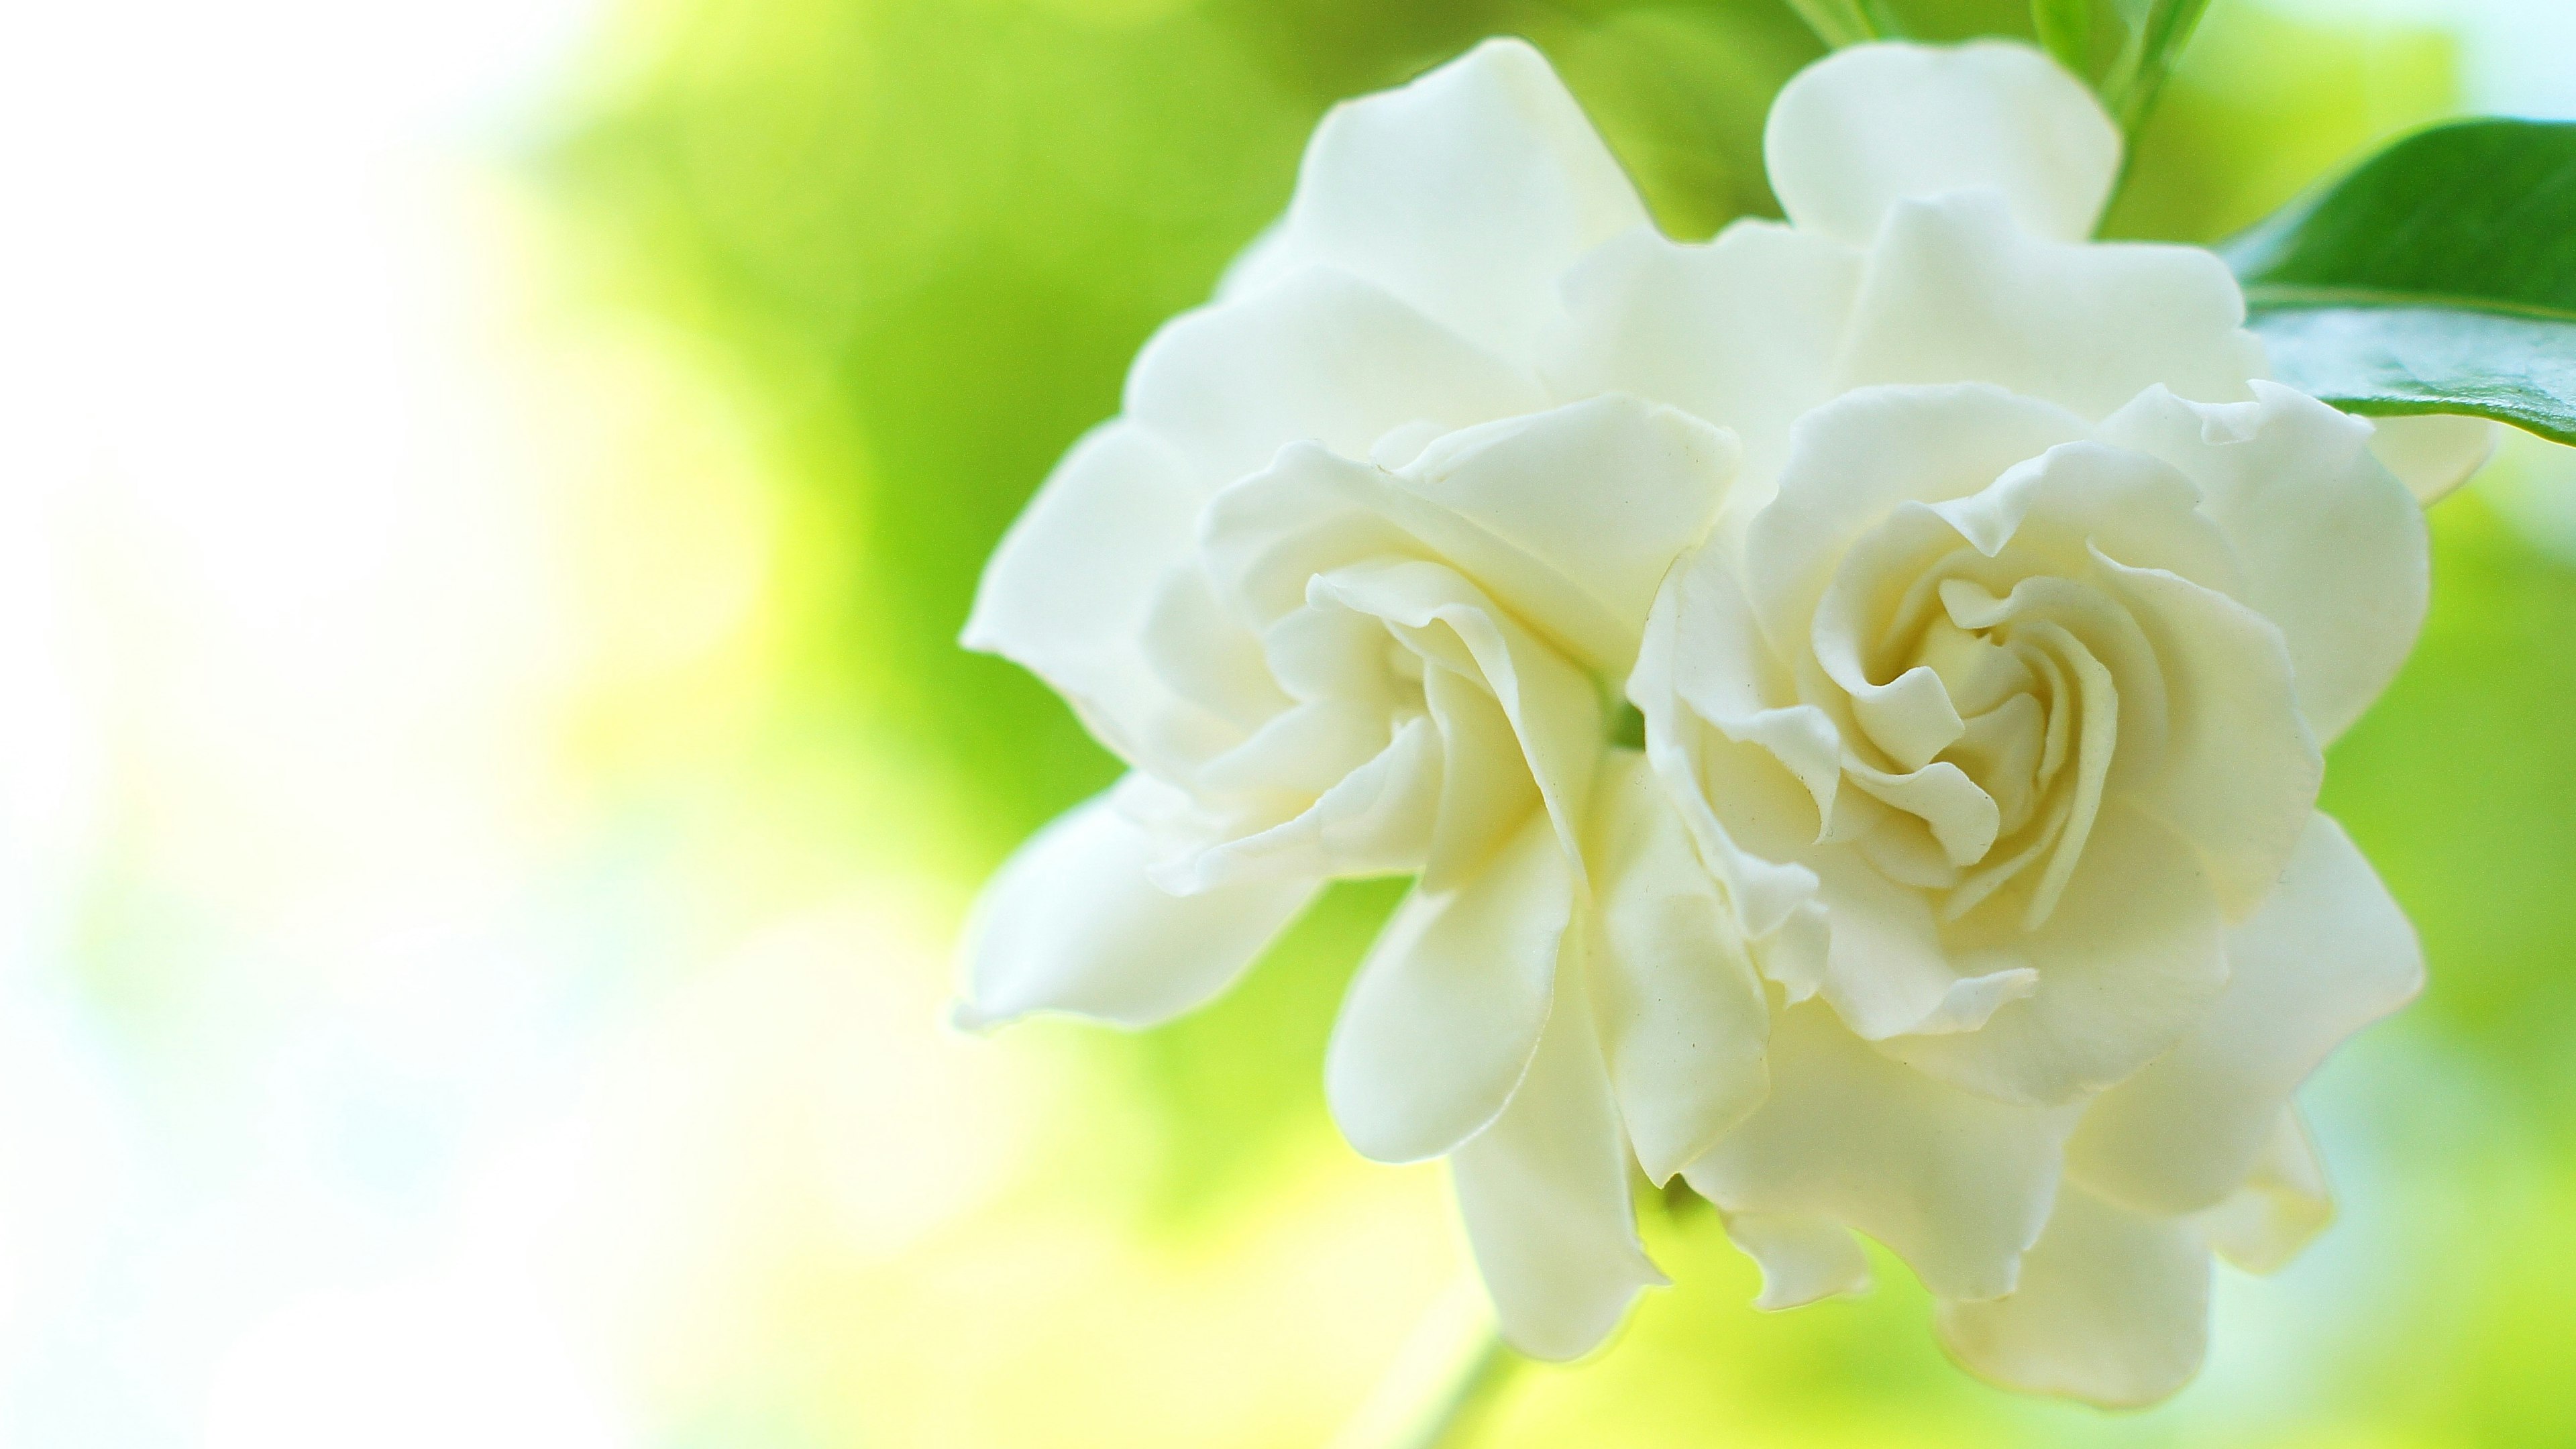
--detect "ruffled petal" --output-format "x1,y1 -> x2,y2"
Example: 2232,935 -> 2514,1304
1452,945 -> 1666,1360
1325,807 -> 1574,1163
1934,1184 -> 2210,1409
2066,812 -> 2420,1215
1685,1002 -> 2078,1302
963,421 -> 1244,774
1587,751 -> 1770,1185
1271,38 -> 1648,360
954,785 -> 1323,1030
1764,40 -> 2120,246
1126,266 -> 1544,491
1837,192 -> 2263,419
1548,219 -> 1861,490
1884,801 -> 2229,1107
2098,383 -> 2430,745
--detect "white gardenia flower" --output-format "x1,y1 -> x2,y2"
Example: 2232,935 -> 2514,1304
958,34 -> 2458,1400
1589,42 -> 2440,1405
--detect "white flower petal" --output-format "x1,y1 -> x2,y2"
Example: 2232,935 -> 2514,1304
1587,751 -> 1771,1186
1722,1212 -> 1872,1311
1685,1002 -> 2077,1302
1836,193 -> 2261,420
1126,266 -> 1544,490
2098,383 -> 2430,744
1453,947 -> 1666,1361
1325,807 -> 1574,1163
1746,384 -> 2089,663
2066,812 -> 2420,1215
1274,38 -> 1648,360
955,786 -> 1322,1030
2198,1110 -> 2334,1275
1549,219 -> 1861,490
963,421 -> 1242,773
1884,801 -> 2229,1107
2367,412 -> 2498,506
1934,1184 -> 2210,1409
1764,40 -> 2120,246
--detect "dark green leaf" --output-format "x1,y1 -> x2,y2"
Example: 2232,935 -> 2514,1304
2225,118 -> 2576,446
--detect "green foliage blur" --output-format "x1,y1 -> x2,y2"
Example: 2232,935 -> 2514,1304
548,0 -> 2576,1442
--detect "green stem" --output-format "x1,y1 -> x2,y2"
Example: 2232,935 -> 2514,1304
1781,0 -> 1896,49
1403,1334 -> 1519,1449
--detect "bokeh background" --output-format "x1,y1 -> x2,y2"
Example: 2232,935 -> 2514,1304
7,0 -> 2576,1442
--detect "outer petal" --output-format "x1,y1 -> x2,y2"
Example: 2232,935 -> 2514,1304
1764,40 -> 2120,246
1325,807 -> 1573,1163
962,422 -> 1242,773
2368,412 -> 2498,506
2065,813 -> 2420,1216
1721,1212 -> 1872,1311
1548,219 -> 1860,490
1587,751 -> 1770,1185
954,786 -> 1322,1030
1837,193 -> 2263,419
1684,1003 -> 2077,1303
1452,943 -> 1666,1361
1884,802 -> 2229,1107
2098,383 -> 2430,744
1272,38 -> 1648,360
2199,1110 -> 2334,1275
1126,266 -> 1544,490
1933,1185 -> 2210,1409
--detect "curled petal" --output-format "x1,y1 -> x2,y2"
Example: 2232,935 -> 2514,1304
2198,1111 -> 2334,1275
2367,412 -> 2497,506
1453,945 -> 1666,1361
2067,812 -> 2420,1216
1764,40 -> 2121,246
1270,38 -> 1647,360
955,785 -> 1322,1030
1685,1002 -> 2077,1303
1587,751 -> 1771,1186
1722,1212 -> 1872,1311
2098,383 -> 2430,745
1934,1185 -> 2210,1409
1326,808 -> 1572,1163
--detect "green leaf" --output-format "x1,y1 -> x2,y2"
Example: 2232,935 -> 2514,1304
2224,118 -> 2576,447
1778,0 -> 1898,48
2100,0 -> 2211,133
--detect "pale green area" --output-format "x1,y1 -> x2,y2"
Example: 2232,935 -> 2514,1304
543,0 -> 2576,1441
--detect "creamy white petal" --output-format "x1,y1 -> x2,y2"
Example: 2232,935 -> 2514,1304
2368,412 -> 2498,506
1723,1212 -> 1872,1311
1126,266 -> 1544,490
2098,383 -> 2430,745
1274,38 -> 1648,360
1453,945 -> 1666,1361
1837,192 -> 2261,418
1884,801 -> 2229,1107
1326,807 -> 1574,1163
2094,550 -> 2321,916
1587,751 -> 1770,1185
1685,1003 -> 2077,1302
2067,813 -> 2420,1215
963,421 -> 1242,774
2198,1110 -> 2334,1275
1934,1185 -> 2210,1409
1747,384 -> 2089,663
1764,40 -> 2120,246
1548,219 -> 1861,489
955,786 -> 1322,1030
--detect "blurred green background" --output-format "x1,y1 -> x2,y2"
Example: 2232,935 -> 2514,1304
11,0 -> 2576,1443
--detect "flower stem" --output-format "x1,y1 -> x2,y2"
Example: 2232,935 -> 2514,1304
1331,1284 -> 1524,1449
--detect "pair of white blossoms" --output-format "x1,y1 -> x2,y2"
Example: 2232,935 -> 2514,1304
960,37 -> 2478,1405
